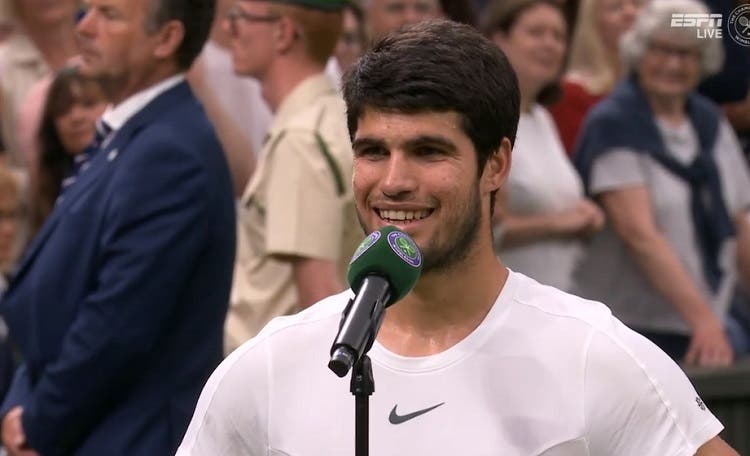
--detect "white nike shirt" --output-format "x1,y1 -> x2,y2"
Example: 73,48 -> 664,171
177,271 -> 722,456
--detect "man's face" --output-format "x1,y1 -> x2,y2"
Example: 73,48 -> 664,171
352,109 -> 491,273
223,0 -> 280,79
366,0 -> 441,42
76,0 -> 162,91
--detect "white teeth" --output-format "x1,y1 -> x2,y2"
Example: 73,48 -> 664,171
378,209 -> 430,221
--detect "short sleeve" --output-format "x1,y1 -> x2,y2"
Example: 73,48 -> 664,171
589,148 -> 647,195
584,320 -> 723,455
264,130 -> 346,261
176,340 -> 270,456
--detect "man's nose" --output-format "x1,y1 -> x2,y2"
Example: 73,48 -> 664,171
76,8 -> 96,38
380,153 -> 417,197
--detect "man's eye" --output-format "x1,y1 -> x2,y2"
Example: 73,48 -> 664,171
415,147 -> 441,157
355,147 -> 387,158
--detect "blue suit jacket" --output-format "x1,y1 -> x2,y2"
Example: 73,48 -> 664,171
0,81 -> 236,456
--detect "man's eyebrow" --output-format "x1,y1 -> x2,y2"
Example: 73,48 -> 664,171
352,137 -> 386,150
402,135 -> 457,152
352,135 -> 458,152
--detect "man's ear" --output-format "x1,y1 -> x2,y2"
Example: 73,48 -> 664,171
275,15 -> 299,54
153,20 -> 185,61
481,137 -> 512,196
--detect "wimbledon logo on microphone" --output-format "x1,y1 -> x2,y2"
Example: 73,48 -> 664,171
388,231 -> 422,268
350,230 -> 381,264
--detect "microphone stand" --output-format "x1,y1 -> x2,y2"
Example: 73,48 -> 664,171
352,355 -> 374,456
329,282 -> 390,456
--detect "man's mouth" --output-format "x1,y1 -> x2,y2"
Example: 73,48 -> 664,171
376,209 -> 433,223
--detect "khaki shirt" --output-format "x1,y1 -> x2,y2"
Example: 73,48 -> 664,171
227,74 -> 360,352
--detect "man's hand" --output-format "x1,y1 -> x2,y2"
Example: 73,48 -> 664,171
685,318 -> 733,367
1,407 -> 39,456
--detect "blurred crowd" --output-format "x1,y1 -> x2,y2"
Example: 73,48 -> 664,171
0,0 -> 749,425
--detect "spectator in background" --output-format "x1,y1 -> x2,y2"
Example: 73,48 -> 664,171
226,0 -> 360,352
574,0 -> 750,367
364,0 -> 441,41
549,0 -> 645,156
0,0 -> 236,454
32,66 -> 106,232
327,0 -> 367,85
0,0 -> 79,170
189,0 -> 272,196
484,0 -> 604,291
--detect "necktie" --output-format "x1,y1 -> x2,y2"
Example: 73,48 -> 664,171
60,119 -> 112,192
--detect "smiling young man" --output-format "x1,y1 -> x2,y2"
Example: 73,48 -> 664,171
178,20 -> 737,455
0,1 -> 236,455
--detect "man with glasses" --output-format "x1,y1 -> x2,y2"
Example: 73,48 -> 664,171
225,0 -> 360,353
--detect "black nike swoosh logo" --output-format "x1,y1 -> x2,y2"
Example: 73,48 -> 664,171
388,402 -> 445,424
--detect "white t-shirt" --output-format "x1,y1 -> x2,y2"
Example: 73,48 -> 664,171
178,271 -> 722,456
497,105 -> 585,291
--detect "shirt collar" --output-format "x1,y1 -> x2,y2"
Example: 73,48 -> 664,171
102,73 -> 186,132
270,73 -> 337,131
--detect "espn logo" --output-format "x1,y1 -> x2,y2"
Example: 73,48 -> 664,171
671,13 -> 723,38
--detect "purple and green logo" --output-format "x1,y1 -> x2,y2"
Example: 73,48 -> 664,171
387,231 -> 421,268
350,230 -> 381,264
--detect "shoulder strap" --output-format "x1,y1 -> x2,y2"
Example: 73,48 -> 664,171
313,107 -> 345,197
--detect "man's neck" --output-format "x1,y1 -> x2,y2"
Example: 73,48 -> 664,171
104,65 -> 181,107
259,59 -> 324,112
377,236 -> 508,357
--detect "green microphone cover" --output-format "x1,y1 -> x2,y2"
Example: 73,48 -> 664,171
347,226 -> 423,305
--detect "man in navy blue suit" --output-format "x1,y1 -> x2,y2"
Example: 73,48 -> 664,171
0,0 -> 235,455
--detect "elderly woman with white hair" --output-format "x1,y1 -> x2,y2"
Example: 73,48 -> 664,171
573,0 -> 750,368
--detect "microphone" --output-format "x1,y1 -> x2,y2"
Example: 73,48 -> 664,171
328,226 -> 423,378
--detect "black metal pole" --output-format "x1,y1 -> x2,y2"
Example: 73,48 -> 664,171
351,355 -> 374,456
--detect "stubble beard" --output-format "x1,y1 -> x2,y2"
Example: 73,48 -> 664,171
355,186 -> 482,275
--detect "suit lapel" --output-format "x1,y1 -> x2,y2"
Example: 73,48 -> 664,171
8,81 -> 194,290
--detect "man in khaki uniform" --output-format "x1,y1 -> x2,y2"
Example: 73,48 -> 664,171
224,0 -> 360,352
